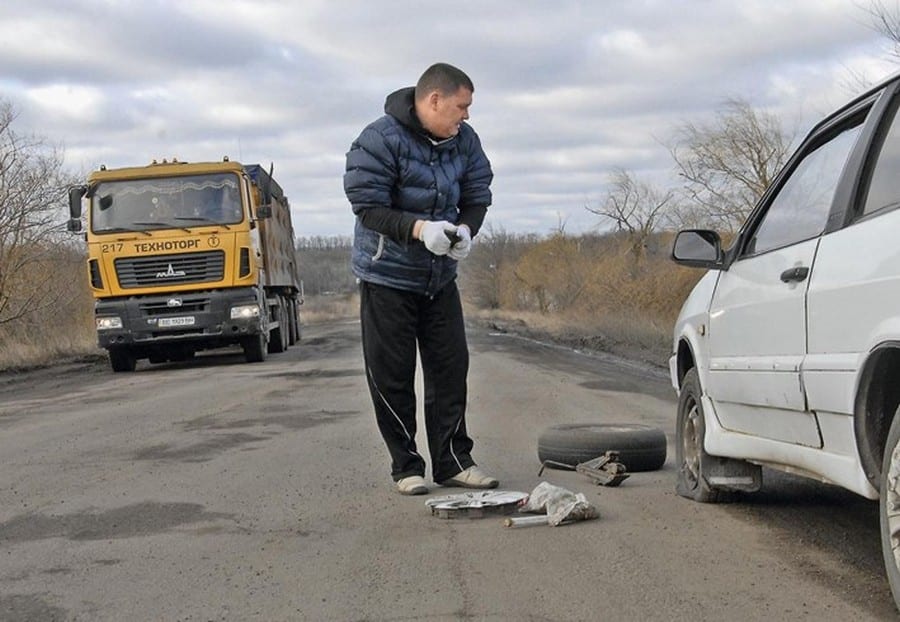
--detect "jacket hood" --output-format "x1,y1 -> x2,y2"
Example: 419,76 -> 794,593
384,87 -> 436,139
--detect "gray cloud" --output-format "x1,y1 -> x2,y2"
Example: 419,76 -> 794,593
0,0 -> 895,236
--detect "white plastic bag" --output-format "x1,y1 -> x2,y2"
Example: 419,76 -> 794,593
519,481 -> 599,526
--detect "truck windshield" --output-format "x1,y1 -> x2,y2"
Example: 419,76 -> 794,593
90,173 -> 243,233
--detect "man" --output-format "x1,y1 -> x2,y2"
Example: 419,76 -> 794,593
344,62 -> 498,496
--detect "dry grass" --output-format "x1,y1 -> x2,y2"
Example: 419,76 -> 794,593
0,323 -> 101,372
300,292 -> 359,324
0,247 -> 104,372
458,232 -> 696,368
466,305 -> 672,368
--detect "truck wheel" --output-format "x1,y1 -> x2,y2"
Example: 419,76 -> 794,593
243,332 -> 267,363
280,300 -> 290,351
287,298 -> 298,346
268,300 -> 287,354
278,298 -> 291,352
675,368 -> 731,503
880,406 -> 900,609
537,423 -> 667,472
109,348 -> 136,373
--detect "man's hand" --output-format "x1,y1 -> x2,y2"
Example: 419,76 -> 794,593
448,224 -> 471,261
417,220 -> 457,256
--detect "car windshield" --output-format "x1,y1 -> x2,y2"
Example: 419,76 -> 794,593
90,173 -> 243,233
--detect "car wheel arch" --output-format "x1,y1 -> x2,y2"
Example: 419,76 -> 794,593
676,338 -> 697,390
854,342 -> 900,489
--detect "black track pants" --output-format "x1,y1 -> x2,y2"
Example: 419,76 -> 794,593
359,280 -> 475,482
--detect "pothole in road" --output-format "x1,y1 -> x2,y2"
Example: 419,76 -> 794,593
130,433 -> 269,463
178,410 -> 360,433
0,502 -> 233,543
263,368 -> 364,380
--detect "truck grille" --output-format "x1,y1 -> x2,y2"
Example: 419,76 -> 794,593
138,296 -> 210,316
115,251 -> 225,289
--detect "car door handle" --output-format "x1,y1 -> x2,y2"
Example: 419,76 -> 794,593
780,266 -> 810,283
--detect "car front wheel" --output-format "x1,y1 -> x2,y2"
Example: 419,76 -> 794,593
676,368 -> 730,503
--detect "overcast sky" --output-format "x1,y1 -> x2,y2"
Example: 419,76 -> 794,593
1,0 -> 897,237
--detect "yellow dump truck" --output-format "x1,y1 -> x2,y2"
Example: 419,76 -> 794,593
67,158 -> 302,372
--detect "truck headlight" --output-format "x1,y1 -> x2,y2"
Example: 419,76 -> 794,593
96,316 -> 123,330
230,304 -> 260,319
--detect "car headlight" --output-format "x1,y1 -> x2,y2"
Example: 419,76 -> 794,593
230,304 -> 260,319
96,316 -> 123,330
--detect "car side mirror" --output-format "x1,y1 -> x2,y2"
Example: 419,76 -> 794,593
671,229 -> 723,268
67,218 -> 83,233
256,204 -> 272,219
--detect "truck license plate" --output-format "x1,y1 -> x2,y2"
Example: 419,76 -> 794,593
158,316 -> 195,327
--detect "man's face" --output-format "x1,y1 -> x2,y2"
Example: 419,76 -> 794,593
420,87 -> 472,139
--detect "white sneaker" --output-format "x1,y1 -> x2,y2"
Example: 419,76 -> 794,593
397,475 -> 428,495
440,466 -> 499,489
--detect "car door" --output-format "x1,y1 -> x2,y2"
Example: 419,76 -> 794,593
805,87 -> 900,422
706,111 -> 867,447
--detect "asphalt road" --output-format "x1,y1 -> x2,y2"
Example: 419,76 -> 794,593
0,320 -> 895,621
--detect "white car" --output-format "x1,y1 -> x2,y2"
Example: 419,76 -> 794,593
670,70 -> 900,608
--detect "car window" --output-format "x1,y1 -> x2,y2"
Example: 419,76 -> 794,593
745,122 -> 863,256
862,98 -> 900,217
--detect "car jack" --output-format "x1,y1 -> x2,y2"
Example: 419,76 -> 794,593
538,451 -> 630,487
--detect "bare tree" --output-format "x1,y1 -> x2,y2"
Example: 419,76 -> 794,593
461,223 -> 531,310
294,235 -> 356,295
0,98 -> 81,325
867,0 -> 900,60
586,168 -> 673,265
670,98 -> 793,232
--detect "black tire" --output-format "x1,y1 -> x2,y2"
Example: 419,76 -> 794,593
880,405 -> 900,610
268,300 -> 287,354
281,300 -> 291,351
287,298 -> 298,346
537,423 -> 667,472
243,332 -> 267,363
294,303 -> 302,343
675,368 -> 730,503
108,347 -> 136,373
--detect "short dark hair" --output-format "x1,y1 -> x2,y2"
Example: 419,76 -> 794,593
415,63 -> 474,100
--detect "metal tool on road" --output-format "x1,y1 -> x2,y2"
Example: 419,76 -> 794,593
538,450 -> 630,486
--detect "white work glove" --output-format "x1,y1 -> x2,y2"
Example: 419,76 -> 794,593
448,224 -> 471,261
419,220 -> 457,256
